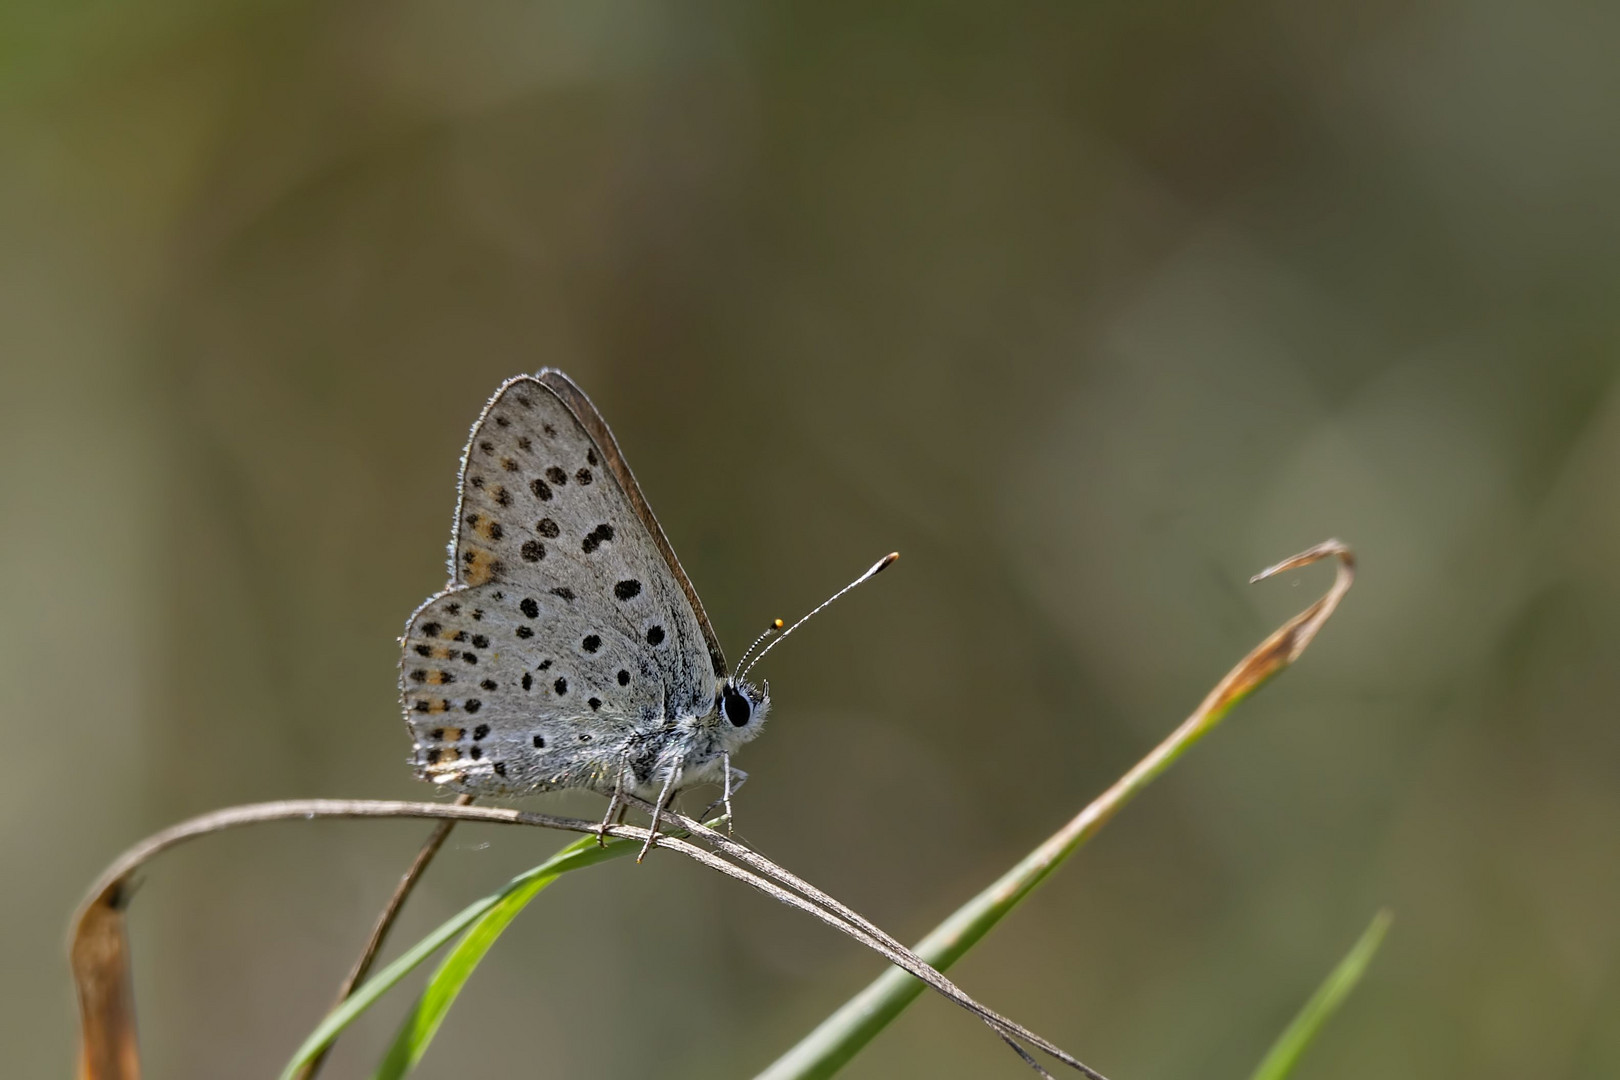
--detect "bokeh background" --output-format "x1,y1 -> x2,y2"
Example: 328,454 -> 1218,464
6,2 -> 1620,1077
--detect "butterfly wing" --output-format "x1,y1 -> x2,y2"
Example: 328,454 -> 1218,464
401,373 -> 722,794
537,369 -> 728,680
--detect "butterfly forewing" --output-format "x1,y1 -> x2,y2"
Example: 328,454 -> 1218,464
401,375 -> 716,793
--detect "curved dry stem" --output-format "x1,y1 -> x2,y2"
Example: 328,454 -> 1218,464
74,542 -> 1352,1080
71,800 -> 607,1080
71,799 -> 1097,1079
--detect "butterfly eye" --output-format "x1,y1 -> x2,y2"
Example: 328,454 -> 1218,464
722,684 -> 752,727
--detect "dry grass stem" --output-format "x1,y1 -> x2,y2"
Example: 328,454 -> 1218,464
72,799 -> 1100,1079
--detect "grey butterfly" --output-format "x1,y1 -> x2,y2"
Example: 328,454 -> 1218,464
400,369 -> 891,844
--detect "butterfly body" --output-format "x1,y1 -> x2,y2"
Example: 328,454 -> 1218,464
400,371 -> 769,801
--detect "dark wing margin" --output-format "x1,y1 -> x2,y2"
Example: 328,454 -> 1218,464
537,368 -> 730,680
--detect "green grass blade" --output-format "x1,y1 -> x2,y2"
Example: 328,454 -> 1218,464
278,833 -> 633,1080
757,542 -> 1354,1080
1248,909 -> 1392,1080
372,832 -> 635,1078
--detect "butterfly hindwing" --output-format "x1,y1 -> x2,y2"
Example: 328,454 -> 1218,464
401,375 -> 716,793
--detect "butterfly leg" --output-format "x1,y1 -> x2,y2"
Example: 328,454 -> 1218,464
722,753 -> 736,836
636,754 -> 684,864
700,757 -> 749,832
597,753 -> 631,848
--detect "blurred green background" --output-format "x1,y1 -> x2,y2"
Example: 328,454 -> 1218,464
6,2 -> 1620,1077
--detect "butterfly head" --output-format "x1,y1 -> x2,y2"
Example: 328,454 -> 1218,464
716,677 -> 770,748
708,552 -> 897,753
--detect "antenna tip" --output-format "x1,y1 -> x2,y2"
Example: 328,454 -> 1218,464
877,551 -> 900,572
771,618 -> 784,629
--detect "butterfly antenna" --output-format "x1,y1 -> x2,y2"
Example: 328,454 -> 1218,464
733,618 -> 785,675
739,552 -> 899,681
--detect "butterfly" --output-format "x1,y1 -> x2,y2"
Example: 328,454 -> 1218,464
400,369 -> 893,851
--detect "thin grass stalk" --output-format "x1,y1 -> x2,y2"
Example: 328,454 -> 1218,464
294,794 -> 475,1080
1247,909 -> 1392,1080
757,541 -> 1353,1079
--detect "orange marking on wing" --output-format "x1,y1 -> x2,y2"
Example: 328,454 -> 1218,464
462,546 -> 499,586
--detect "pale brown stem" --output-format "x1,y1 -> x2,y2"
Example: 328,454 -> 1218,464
72,798 -> 1099,1080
